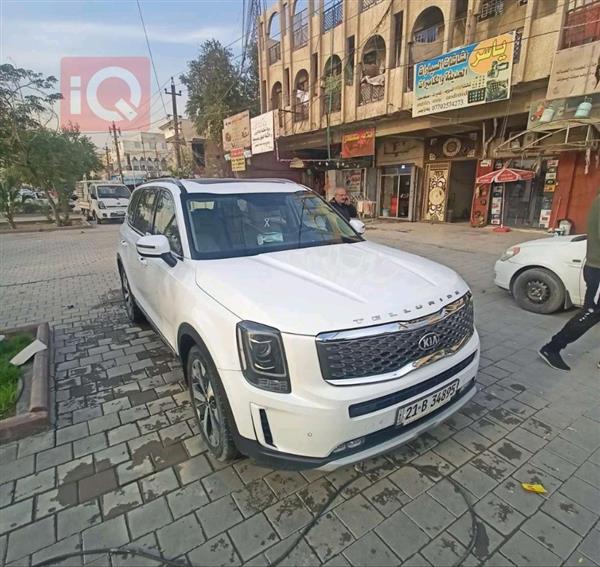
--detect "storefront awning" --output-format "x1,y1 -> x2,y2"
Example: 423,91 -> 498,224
495,119 -> 600,154
476,166 -> 535,184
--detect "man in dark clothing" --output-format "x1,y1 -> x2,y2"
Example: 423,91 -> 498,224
539,191 -> 600,371
330,187 -> 357,221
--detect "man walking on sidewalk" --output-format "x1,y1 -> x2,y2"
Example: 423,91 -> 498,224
539,191 -> 600,371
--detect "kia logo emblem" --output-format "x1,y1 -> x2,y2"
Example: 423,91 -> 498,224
418,332 -> 440,351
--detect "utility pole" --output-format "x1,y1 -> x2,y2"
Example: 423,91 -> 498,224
165,77 -> 182,170
104,145 -> 112,178
109,122 -> 124,183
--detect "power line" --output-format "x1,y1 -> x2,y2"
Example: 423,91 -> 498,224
136,0 -> 168,117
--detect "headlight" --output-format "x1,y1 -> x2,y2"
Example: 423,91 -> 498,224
98,201 -> 106,209
500,246 -> 520,261
236,321 -> 290,393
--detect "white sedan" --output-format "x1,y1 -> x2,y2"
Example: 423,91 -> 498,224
494,235 -> 587,314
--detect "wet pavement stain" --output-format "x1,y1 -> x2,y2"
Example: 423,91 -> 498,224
509,383 -> 526,392
497,442 -> 522,462
496,501 -> 514,522
474,520 -> 490,559
472,459 -> 505,481
559,501 -> 577,514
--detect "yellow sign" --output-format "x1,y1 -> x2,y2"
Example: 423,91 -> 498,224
230,148 -> 246,172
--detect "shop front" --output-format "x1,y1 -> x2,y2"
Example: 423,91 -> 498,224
423,133 -> 480,223
375,138 -> 424,221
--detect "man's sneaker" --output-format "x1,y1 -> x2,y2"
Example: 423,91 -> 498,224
539,345 -> 570,371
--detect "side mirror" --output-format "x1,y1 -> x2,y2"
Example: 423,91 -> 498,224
136,235 -> 176,266
349,218 -> 366,235
90,194 -> 97,199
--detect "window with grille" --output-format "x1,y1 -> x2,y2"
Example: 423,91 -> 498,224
360,0 -> 385,12
322,1 -> 343,33
478,0 -> 504,21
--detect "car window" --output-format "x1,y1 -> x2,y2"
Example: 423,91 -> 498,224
185,191 -> 362,259
133,189 -> 156,234
153,191 -> 183,256
127,190 -> 142,228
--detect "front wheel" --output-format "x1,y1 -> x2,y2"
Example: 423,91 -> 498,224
512,268 -> 565,314
187,345 -> 238,462
119,267 -> 145,323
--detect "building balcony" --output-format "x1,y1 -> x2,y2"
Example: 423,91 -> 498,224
359,81 -> 384,106
293,101 -> 309,122
268,42 -> 281,64
360,0 -> 385,12
292,9 -> 308,50
561,0 -> 600,49
322,1 -> 343,33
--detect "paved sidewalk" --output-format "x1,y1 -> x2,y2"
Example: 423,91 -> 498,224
0,223 -> 598,567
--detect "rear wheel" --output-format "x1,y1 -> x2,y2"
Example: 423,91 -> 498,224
512,268 -> 565,314
119,266 -> 145,323
187,345 -> 238,462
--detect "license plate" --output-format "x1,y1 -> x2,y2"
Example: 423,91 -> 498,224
396,380 -> 460,426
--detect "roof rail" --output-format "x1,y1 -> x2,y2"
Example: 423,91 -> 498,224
150,177 -> 187,194
187,178 -> 297,185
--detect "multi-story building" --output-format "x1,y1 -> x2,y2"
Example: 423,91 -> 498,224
257,0 -> 600,231
109,132 -> 170,177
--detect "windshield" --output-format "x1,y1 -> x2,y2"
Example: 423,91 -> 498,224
185,191 -> 362,259
96,185 -> 131,199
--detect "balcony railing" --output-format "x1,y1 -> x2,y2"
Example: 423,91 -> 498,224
359,82 -> 384,105
360,0 -> 385,12
293,101 -> 309,122
268,42 -> 281,65
322,1 -> 343,33
323,92 -> 341,114
561,0 -> 600,48
478,0 -> 504,21
413,24 -> 443,44
292,9 -> 308,49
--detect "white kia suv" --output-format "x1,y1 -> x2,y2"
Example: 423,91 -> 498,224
118,178 -> 479,470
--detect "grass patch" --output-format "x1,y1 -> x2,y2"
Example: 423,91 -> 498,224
0,332 -> 34,418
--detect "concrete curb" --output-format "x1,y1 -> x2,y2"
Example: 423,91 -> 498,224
0,322 -> 52,442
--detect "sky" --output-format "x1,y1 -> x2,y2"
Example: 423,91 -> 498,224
0,0 -> 249,147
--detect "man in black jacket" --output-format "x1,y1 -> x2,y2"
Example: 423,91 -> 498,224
330,187 -> 357,221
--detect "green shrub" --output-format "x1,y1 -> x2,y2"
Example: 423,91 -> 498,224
0,332 -> 33,418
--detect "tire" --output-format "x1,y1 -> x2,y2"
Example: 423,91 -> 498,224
186,344 -> 238,462
119,266 -> 145,323
512,268 -> 565,314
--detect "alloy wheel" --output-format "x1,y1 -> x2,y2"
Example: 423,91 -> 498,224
191,358 -> 221,448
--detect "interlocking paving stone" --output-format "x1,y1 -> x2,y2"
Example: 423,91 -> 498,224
0,498 -> 33,534
0,483 -> 14,508
30,534 -> 81,566
127,496 -> 172,540
57,455 -> 94,484
73,433 -> 108,458
505,427 -> 548,453
362,477 -> 410,517
88,413 -> 120,435
35,483 -> 77,519
14,468 -> 56,502
375,510 -> 429,562
78,467 -> 118,502
83,515 -> 130,550
36,444 -> 73,471
0,456 -> 35,483
101,482 -> 144,520
574,460 -> 600,488
58,500 -> 102,539
140,467 -> 179,502
187,533 -> 241,566
493,477 -> 544,516
521,511 -> 581,559
388,466 -> 434,498
451,462 -> 498,498
166,480 -> 210,519
297,479 -> 345,515
156,513 -> 204,558
6,515 -> 55,562
530,448 -> 578,481
56,422 -> 90,445
578,528 -> 600,564
342,531 -> 399,567
558,476 -> 600,513
202,467 -> 244,501
432,438 -> 475,468
403,492 -> 456,538
304,511 -> 354,563
473,494 -> 526,536
175,453 -> 212,485
448,512 -> 504,561
512,463 -> 563,496
196,495 -> 243,539
540,492 -> 598,536
500,530 -> 562,566
116,456 -> 154,485
263,493 -> 311,539
264,471 -> 308,499
94,443 -> 129,471
420,532 -> 466,566
228,512 -> 279,561
17,432 -> 55,458
264,534 -> 320,567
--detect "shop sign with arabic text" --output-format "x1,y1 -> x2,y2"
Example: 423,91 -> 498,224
413,32 -> 515,117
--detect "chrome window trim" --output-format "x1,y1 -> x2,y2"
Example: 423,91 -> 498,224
316,292 -> 472,343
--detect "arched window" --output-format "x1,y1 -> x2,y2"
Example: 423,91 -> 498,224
293,69 -> 309,122
271,81 -> 283,110
267,12 -> 281,64
323,55 -> 342,114
408,7 -> 445,91
292,0 -> 309,49
360,36 -> 386,105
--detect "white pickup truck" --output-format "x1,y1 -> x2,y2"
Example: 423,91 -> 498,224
76,180 -> 131,224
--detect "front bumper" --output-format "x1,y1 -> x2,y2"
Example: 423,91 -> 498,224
494,259 -> 518,290
220,332 -> 480,470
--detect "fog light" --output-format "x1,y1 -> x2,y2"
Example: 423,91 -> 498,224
332,436 -> 365,454
103,213 -> 108,218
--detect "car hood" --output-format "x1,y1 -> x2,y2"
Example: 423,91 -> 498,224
516,235 -> 586,249
194,241 -> 469,335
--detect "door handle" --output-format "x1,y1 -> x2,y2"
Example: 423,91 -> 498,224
120,240 -> 128,247
572,259 -> 582,263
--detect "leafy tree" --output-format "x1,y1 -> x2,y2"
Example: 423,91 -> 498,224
0,168 -> 20,229
180,39 -> 260,177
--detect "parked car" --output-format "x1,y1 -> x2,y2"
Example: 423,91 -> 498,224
76,180 -> 131,223
494,234 -> 587,314
117,178 -> 479,470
